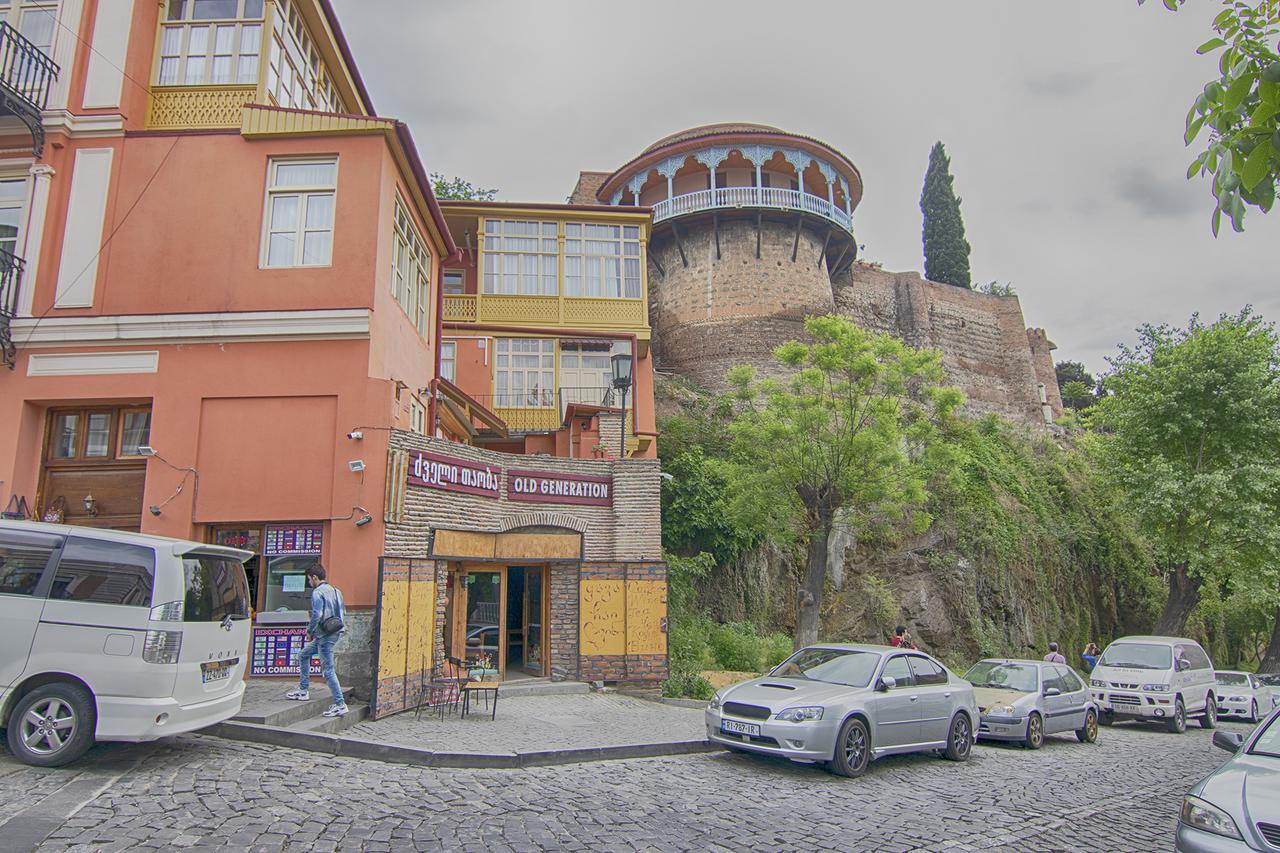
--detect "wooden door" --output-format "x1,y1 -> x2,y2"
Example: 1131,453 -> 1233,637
523,566 -> 547,676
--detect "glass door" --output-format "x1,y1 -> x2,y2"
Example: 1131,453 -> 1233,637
523,567 -> 545,676
464,570 -> 503,676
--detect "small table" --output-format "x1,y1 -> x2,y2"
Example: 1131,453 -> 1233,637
460,681 -> 499,720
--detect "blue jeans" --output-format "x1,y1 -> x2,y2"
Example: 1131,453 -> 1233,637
297,632 -> 343,703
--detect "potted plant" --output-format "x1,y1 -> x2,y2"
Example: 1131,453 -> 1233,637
591,443 -> 611,459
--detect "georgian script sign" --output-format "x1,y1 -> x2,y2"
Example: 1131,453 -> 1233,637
407,451 -> 501,498
509,470 -> 613,506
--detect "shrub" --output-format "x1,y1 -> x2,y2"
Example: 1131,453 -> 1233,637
710,622 -> 764,672
668,614 -> 714,675
662,671 -> 714,700
761,633 -> 794,669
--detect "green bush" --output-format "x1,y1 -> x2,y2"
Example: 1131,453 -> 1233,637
761,633 -> 794,668
710,622 -> 764,672
662,671 -> 714,700
668,614 -> 714,675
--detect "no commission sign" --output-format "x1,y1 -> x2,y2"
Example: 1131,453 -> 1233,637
509,470 -> 613,506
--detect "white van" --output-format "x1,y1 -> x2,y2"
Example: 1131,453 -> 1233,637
1089,635 -> 1217,733
0,520 -> 252,766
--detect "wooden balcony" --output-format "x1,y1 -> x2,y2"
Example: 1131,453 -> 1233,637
0,21 -> 59,156
652,186 -> 854,234
442,293 -> 647,330
146,85 -> 256,130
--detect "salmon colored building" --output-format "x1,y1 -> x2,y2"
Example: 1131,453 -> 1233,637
0,0 -> 668,702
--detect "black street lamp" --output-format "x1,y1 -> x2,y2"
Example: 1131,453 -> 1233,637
610,352 -> 633,459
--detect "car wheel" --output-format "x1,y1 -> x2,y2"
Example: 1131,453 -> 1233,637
943,713 -> 973,762
5,682 -> 96,768
1248,700 -> 1258,724
1166,697 -> 1186,734
1024,712 -> 1044,750
1076,709 -> 1098,744
830,717 -> 871,778
1099,709 -> 1114,727
1200,696 -> 1217,729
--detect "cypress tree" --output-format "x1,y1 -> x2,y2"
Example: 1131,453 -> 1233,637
920,141 -> 972,289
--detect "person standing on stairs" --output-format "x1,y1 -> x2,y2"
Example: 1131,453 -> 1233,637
285,564 -> 348,717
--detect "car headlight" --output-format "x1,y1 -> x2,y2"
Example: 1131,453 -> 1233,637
1229,696 -> 1246,702
986,705 -> 1020,719
1142,683 -> 1170,693
1090,678 -> 1105,688
708,692 -> 724,710
774,706 -> 824,723
1180,795 -> 1242,840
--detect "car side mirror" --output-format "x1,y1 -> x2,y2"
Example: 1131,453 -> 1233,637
1044,687 -> 1061,697
877,676 -> 896,692
1177,659 -> 1191,672
1212,731 -> 1244,753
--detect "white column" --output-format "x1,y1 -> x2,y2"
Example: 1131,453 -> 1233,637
17,164 -> 54,317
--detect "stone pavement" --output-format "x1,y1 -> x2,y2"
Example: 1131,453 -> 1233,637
0,716 -> 1255,851
343,693 -> 705,753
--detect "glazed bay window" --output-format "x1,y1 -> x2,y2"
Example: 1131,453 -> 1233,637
564,223 -> 641,299
156,0 -> 263,86
494,339 -> 554,408
482,220 -> 557,296
263,158 -> 336,268
267,0 -> 344,113
391,199 -> 432,335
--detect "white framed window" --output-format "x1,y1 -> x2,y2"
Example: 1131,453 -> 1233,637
494,338 -> 554,408
409,398 -> 425,434
0,2 -> 58,55
391,198 -> 432,336
564,223 -> 641,298
262,158 -> 336,268
265,0 -> 343,113
0,174 -> 29,259
482,220 -> 557,296
440,341 -> 456,383
156,0 -> 263,86
443,269 -> 465,295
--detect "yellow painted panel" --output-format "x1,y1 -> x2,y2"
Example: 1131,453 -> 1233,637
494,407 -> 561,431
240,103 -> 394,136
562,297 -> 647,329
443,295 -> 477,322
626,580 -> 668,655
433,529 -> 496,559
580,579 -> 626,656
147,86 -> 255,130
408,579 -> 436,673
377,579 -> 409,680
495,532 -> 581,560
479,295 -> 560,324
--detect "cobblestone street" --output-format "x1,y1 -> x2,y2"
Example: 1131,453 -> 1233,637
0,717 -> 1254,851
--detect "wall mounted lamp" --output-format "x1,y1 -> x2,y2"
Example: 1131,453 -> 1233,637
82,494 -> 98,516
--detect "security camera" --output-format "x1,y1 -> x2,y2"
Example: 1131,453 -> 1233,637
348,460 -> 366,473
149,505 -> 161,516
347,431 -> 363,440
139,446 -> 156,456
355,514 -> 373,527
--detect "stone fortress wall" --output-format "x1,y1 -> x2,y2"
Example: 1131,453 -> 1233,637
645,219 -> 1062,425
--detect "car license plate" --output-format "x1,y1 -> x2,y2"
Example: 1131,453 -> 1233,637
201,658 -> 238,684
721,719 -> 761,737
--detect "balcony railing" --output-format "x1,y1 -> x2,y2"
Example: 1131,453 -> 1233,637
0,246 -> 26,369
442,292 -> 647,329
466,387 -> 621,435
651,186 -> 853,234
0,21 -> 60,156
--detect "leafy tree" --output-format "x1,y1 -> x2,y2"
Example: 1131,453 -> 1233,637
1262,607 -> 1280,671
1140,0 -> 1280,233
1090,309 -> 1280,634
977,281 -> 1016,296
430,173 -> 498,201
723,315 -> 962,648
920,141 -> 972,288
1056,360 -> 1099,410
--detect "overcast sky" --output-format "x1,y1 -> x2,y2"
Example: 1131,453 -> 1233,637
332,0 -> 1280,377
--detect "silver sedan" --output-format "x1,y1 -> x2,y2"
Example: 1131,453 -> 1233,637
1214,671 -> 1278,723
705,644 -> 979,777
964,659 -> 1099,748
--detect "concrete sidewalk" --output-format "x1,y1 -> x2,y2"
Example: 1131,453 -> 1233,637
210,690 -> 714,768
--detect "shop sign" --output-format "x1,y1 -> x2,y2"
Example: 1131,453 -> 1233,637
215,528 -> 260,551
407,451 -> 501,498
250,626 -> 321,677
264,523 -> 323,556
509,470 -> 613,506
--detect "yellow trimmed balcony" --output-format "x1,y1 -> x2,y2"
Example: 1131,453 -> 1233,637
147,85 -> 256,130
444,293 -> 647,330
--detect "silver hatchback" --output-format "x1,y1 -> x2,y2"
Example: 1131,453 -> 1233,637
964,659 -> 1099,748
705,644 -> 979,777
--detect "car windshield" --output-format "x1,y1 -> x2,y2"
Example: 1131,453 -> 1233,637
1249,713 -> 1280,759
963,661 -> 1038,693
1098,642 -> 1172,670
1216,673 -> 1249,686
771,648 -> 880,688
1259,674 -> 1280,687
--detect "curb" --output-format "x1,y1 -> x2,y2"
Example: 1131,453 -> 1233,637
206,720 -> 717,768
659,698 -> 710,710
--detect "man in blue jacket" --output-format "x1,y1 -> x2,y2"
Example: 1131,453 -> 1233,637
285,564 -> 347,717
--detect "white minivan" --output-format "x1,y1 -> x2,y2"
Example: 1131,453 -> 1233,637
1089,635 -> 1218,733
0,520 -> 253,766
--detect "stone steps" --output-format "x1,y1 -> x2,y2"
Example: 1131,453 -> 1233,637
497,679 -> 590,698
233,688 -> 357,728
